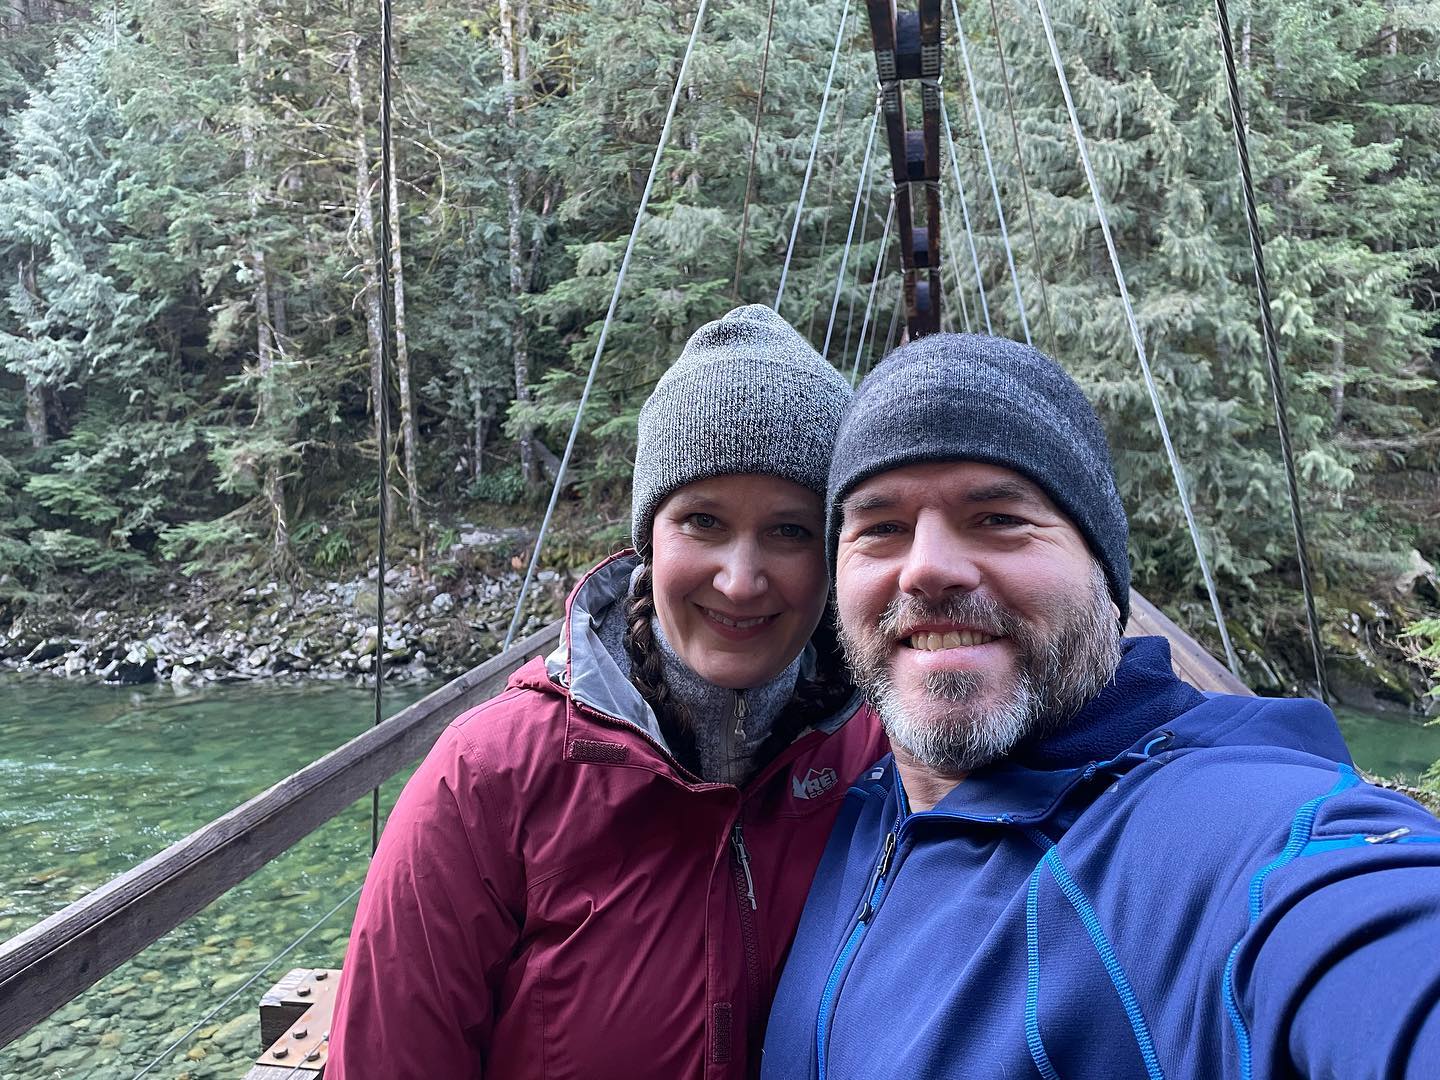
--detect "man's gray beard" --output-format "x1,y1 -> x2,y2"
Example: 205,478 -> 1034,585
838,562 -> 1122,776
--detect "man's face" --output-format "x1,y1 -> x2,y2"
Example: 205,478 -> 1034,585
835,460 -> 1122,776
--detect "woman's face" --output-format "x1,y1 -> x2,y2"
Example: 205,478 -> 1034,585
649,474 -> 828,690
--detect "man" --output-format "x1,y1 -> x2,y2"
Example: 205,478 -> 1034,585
762,334 -> 1440,1079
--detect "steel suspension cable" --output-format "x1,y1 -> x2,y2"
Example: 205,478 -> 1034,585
129,884 -> 363,1079
939,200 -> 974,332
949,0 -> 1031,345
1213,0 -> 1329,700
1032,0 -> 1241,675
733,0 -> 778,301
940,101 -> 992,334
840,177 -> 876,364
986,0 -> 1057,353
881,279 -> 903,355
370,0 -> 398,854
860,277 -> 902,383
805,71 -> 858,342
504,0 -> 710,650
849,198 -> 895,385
775,0 -> 852,314
823,105 -> 881,359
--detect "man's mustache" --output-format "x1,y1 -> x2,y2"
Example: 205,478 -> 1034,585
873,591 -> 1019,644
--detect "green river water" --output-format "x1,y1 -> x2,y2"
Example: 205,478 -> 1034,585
2,675 -> 1438,1079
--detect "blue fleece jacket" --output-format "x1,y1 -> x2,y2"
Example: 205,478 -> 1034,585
762,637 -> 1440,1080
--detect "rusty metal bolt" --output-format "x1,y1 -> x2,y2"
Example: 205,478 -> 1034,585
273,1046 -> 289,1059
294,1028 -> 308,1039
297,986 -> 311,997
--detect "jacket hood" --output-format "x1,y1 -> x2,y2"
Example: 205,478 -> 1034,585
544,551 -> 858,750
923,635 -> 1351,825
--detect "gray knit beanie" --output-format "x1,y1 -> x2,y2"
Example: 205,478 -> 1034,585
826,333 -> 1131,624
632,304 -> 851,552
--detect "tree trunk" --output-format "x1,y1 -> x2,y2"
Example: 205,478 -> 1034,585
515,0 -> 530,86
471,376 -> 489,481
1330,320 -> 1346,433
497,0 -> 537,488
23,380 -> 46,449
345,31 -> 391,515
381,7 -> 420,530
238,10 -> 288,563
17,257 -> 47,448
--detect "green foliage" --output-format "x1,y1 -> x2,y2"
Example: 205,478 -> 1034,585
293,520 -> 357,570
467,467 -> 528,506
1402,618 -> 1440,702
0,0 -> 1431,704
29,527 -> 151,577
157,516 -> 255,578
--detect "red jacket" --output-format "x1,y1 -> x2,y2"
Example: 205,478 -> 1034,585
329,554 -> 886,1079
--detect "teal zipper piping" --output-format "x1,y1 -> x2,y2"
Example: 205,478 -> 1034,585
815,828 -> 897,1080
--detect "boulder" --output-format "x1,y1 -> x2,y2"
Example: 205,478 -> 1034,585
24,638 -> 67,664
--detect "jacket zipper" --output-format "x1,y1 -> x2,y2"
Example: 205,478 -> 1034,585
730,822 -> 764,1055
815,828 -> 897,1080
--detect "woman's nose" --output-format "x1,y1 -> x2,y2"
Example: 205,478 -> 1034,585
713,542 -> 769,605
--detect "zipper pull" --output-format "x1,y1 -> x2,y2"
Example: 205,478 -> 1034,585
733,691 -> 749,736
731,824 -> 757,909
1365,826 -> 1412,845
857,831 -> 897,924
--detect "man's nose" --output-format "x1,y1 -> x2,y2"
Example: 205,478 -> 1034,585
895,515 -> 980,601
714,541 -> 769,605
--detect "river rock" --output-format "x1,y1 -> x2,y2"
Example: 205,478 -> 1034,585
352,627 -> 378,656
25,637 -> 67,664
109,643 -> 157,685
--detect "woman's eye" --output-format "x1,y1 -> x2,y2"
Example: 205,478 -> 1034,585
687,513 -> 718,529
773,523 -> 812,540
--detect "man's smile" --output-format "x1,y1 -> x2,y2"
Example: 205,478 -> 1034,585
903,627 -> 1003,651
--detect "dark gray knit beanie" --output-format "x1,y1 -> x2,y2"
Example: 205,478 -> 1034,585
632,304 -> 851,552
826,333 -> 1131,624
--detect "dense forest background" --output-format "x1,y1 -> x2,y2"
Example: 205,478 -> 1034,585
0,0 -> 1436,702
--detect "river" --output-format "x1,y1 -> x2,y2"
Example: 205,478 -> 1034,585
2,676 -> 1438,1078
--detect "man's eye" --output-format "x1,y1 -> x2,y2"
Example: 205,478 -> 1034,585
858,521 -> 901,538
982,514 -> 1026,527
686,513 -> 718,529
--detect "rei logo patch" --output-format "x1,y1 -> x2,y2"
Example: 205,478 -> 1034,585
792,767 -> 838,800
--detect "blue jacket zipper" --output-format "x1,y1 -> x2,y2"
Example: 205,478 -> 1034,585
811,761 -> 1113,1077
815,828 -> 897,1080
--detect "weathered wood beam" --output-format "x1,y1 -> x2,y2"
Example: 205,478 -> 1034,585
1127,589 -> 1252,696
0,620 -> 562,1048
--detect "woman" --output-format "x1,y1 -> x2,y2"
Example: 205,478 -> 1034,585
328,305 -> 887,1079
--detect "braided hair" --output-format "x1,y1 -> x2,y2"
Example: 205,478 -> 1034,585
623,559 -> 855,781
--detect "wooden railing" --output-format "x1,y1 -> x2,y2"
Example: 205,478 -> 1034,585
1126,589 -> 1253,697
0,620 -> 563,1048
